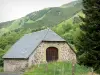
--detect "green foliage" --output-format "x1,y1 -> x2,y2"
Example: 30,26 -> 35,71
24,62 -> 90,75
0,67 -> 3,72
0,48 -> 5,66
75,0 -> 100,74
53,11 -> 83,46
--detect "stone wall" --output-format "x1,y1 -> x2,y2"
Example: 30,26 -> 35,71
28,41 -> 76,66
4,59 -> 28,72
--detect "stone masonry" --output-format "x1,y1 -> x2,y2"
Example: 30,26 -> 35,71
4,59 -> 28,72
28,41 -> 76,66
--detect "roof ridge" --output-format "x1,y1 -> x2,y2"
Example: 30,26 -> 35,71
42,28 -> 49,40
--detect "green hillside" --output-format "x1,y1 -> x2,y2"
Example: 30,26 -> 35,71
53,11 -> 84,51
0,0 -> 82,36
24,62 -> 90,75
23,1 -> 82,29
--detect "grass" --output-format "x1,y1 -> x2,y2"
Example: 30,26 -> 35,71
24,62 -> 90,75
0,67 -> 3,72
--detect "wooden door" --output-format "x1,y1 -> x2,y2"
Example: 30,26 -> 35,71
46,47 -> 58,62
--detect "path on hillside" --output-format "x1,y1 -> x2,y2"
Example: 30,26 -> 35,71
87,72 -> 99,75
0,72 -> 23,75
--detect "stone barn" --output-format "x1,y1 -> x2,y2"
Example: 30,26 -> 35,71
3,29 -> 76,72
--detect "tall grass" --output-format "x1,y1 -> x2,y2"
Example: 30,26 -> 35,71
0,67 -> 3,72
24,62 -> 90,75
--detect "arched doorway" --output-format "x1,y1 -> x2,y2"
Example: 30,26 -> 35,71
46,47 -> 58,62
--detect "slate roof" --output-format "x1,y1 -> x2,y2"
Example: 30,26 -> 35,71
3,29 -> 65,59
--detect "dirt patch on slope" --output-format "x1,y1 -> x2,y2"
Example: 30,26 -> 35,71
87,72 -> 99,75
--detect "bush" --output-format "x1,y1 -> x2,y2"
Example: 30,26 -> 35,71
0,67 -> 3,72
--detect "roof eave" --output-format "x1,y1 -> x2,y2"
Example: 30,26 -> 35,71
42,40 -> 66,42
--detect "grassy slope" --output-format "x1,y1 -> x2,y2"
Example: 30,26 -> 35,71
24,62 -> 90,75
22,1 -> 82,29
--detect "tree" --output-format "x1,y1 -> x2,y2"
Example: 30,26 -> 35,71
75,0 -> 100,73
